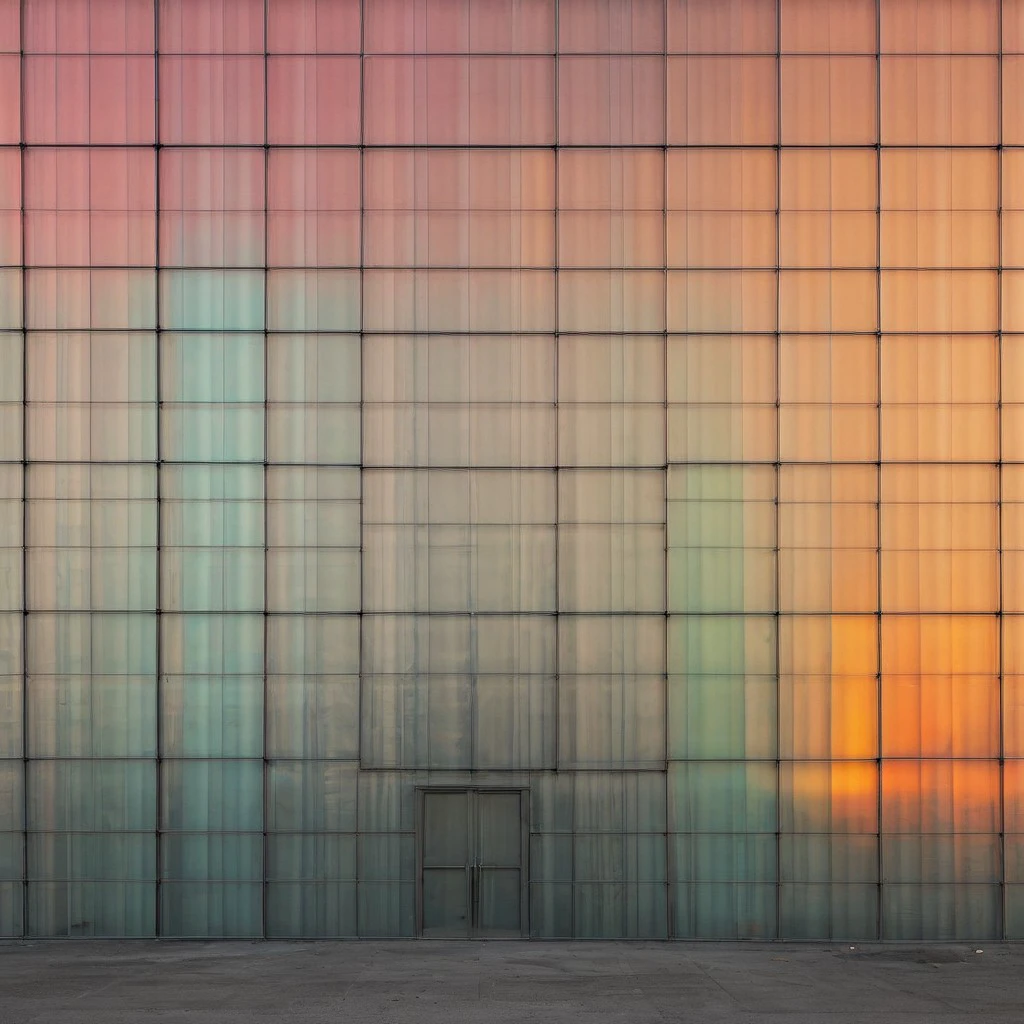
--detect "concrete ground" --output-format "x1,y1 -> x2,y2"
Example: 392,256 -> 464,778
0,941 -> 1021,1023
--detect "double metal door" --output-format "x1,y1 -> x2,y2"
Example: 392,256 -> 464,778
419,788 -> 527,937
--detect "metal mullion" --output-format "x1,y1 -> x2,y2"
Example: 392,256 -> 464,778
774,0 -> 783,944
18,0 -> 28,939
554,0 -> 566,935
153,0 -> 164,939
998,0 -> 1007,943
875,0 -> 884,942
661,0 -> 670,943
12,141 -> 1023,151
261,0 -> 270,942
356,0 -> 366,934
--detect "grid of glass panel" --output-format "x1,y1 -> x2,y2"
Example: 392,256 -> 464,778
1,0 -> 1023,939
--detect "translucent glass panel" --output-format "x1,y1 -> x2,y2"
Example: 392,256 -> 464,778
668,57 -> 777,146
364,469 -> 554,613
365,149 -> 553,269
26,333 -> 155,464
668,466 -> 775,613
268,0 -> 361,54
560,0 -> 664,53
559,335 -> 665,467
363,335 -> 555,467
160,465 -> 263,612
881,616 -> 998,759
559,58 -> 664,146
779,466 -> 878,613
668,335 -> 775,463
0,466 -> 21,611
267,57 -> 360,145
269,150 -> 360,268
882,150 -> 997,270
26,464 -> 156,612
25,149 -> 156,268
361,615 -> 555,770
780,616 -> 878,760
267,334 -> 360,465
364,57 -> 555,146
159,57 -> 264,145
780,337 -> 878,463
24,0 -> 155,53
160,334 -> 264,463
880,465 -> 997,613
160,149 -> 264,269
560,150 -> 661,269
363,0 -> 553,54
780,150 -> 877,271
668,615 -> 777,761
781,58 -> 877,145
24,56 -> 155,144
881,57 -> 998,146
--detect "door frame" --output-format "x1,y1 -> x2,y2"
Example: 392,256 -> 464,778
415,786 -> 530,938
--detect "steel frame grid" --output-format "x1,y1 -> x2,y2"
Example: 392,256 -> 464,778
2,0 -> 1020,942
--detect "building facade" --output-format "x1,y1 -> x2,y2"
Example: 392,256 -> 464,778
0,0 -> 1023,939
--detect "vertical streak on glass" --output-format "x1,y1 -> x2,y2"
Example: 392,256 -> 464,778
18,0 -> 27,940
774,0 -> 783,943
999,0 -> 1007,943
261,0 -> 269,942
874,0 -> 883,942
152,0 -> 162,940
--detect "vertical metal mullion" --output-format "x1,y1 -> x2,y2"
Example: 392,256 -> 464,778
661,0 -> 670,942
774,0 -> 782,943
553,0 -> 566,935
18,0 -> 28,940
153,0 -> 163,938
356,0 -> 366,936
261,0 -> 270,941
874,0 -> 884,943
998,0 -> 1006,944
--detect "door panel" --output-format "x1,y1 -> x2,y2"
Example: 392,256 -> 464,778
478,867 -> 521,936
419,788 -> 526,937
423,791 -> 468,866
477,792 -> 521,866
422,868 -> 470,936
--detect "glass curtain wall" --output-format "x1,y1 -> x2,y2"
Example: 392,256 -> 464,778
0,0 -> 1022,939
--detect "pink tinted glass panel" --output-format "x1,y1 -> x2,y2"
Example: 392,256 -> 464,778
268,149 -> 360,267
558,57 -> 665,146
0,56 -> 17,143
24,0 -> 154,53
159,148 -> 264,268
0,0 -> 17,52
668,0 -> 778,53
267,57 -> 361,145
23,56 -> 154,144
558,0 -> 664,52
267,0 -> 361,53
159,0 -> 264,53
25,148 -> 155,266
364,0 -> 554,53
364,56 -> 555,145
0,148 -> 19,265
160,56 -> 265,144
